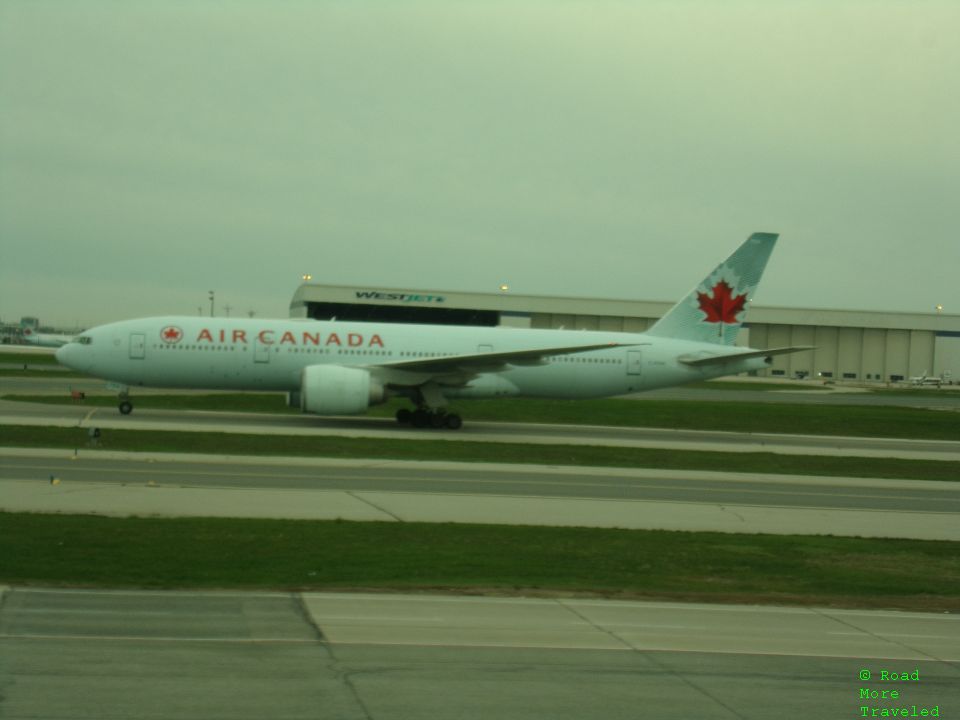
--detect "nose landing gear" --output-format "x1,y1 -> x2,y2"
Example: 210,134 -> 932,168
116,388 -> 133,415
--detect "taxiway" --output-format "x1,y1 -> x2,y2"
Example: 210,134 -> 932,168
2,587 -> 957,720
3,449 -> 959,540
3,396 -> 959,461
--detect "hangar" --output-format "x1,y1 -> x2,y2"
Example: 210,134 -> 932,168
289,283 -> 960,383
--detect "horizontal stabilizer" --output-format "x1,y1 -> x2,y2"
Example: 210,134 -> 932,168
678,346 -> 814,367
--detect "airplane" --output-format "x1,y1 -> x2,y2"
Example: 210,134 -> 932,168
55,232 -> 811,429
21,328 -> 74,348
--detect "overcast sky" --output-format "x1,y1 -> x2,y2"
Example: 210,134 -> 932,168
2,1 -> 958,329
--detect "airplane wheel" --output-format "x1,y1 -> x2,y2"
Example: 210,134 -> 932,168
118,401 -> 133,415
429,412 -> 446,429
411,409 -> 429,428
396,408 -> 412,425
444,413 -> 463,430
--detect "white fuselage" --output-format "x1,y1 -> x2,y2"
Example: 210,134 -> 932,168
56,316 -> 765,400
21,331 -> 72,348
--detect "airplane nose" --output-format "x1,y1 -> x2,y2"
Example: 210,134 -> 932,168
55,343 -> 87,371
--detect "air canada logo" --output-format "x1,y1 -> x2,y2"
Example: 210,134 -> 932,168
160,326 -> 184,344
697,280 -> 747,324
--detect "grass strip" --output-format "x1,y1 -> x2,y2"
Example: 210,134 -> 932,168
412,397 -> 960,440
2,425 -> 958,482
0,352 -> 60,365
0,369 -> 82,378
6,394 -> 960,440
1,512 -> 957,612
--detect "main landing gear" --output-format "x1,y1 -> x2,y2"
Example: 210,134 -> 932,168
395,407 -> 463,430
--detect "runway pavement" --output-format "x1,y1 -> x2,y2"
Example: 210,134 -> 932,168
3,448 -> 959,539
3,396 -> 960,461
2,586 -> 957,720
3,380 -> 960,538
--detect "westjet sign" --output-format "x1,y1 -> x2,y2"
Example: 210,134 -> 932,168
355,291 -> 446,304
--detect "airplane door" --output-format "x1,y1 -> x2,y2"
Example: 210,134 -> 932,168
254,338 -> 271,363
129,333 -> 146,360
626,350 -> 642,376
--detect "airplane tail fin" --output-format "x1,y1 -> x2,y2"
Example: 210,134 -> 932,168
646,232 -> 778,346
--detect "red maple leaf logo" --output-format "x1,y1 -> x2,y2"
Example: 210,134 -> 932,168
161,326 -> 183,343
697,280 -> 747,324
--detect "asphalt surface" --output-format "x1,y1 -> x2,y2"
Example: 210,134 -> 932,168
4,449 -> 959,539
3,587 -> 958,720
3,453 -> 957,514
3,396 -> 959,462
3,378 -> 960,539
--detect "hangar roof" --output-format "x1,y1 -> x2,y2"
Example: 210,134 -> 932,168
290,283 -> 959,334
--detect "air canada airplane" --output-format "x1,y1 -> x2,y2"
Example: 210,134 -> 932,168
21,328 -> 73,348
56,232 -> 809,429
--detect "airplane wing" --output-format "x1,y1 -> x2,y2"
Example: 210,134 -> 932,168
677,346 -> 814,367
370,342 -> 641,385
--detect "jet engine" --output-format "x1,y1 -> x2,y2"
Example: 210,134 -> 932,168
299,365 -> 386,415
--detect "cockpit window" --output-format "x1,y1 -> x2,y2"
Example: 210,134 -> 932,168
76,336 -> 93,345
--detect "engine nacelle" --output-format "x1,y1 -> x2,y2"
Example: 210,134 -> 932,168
299,365 -> 385,415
